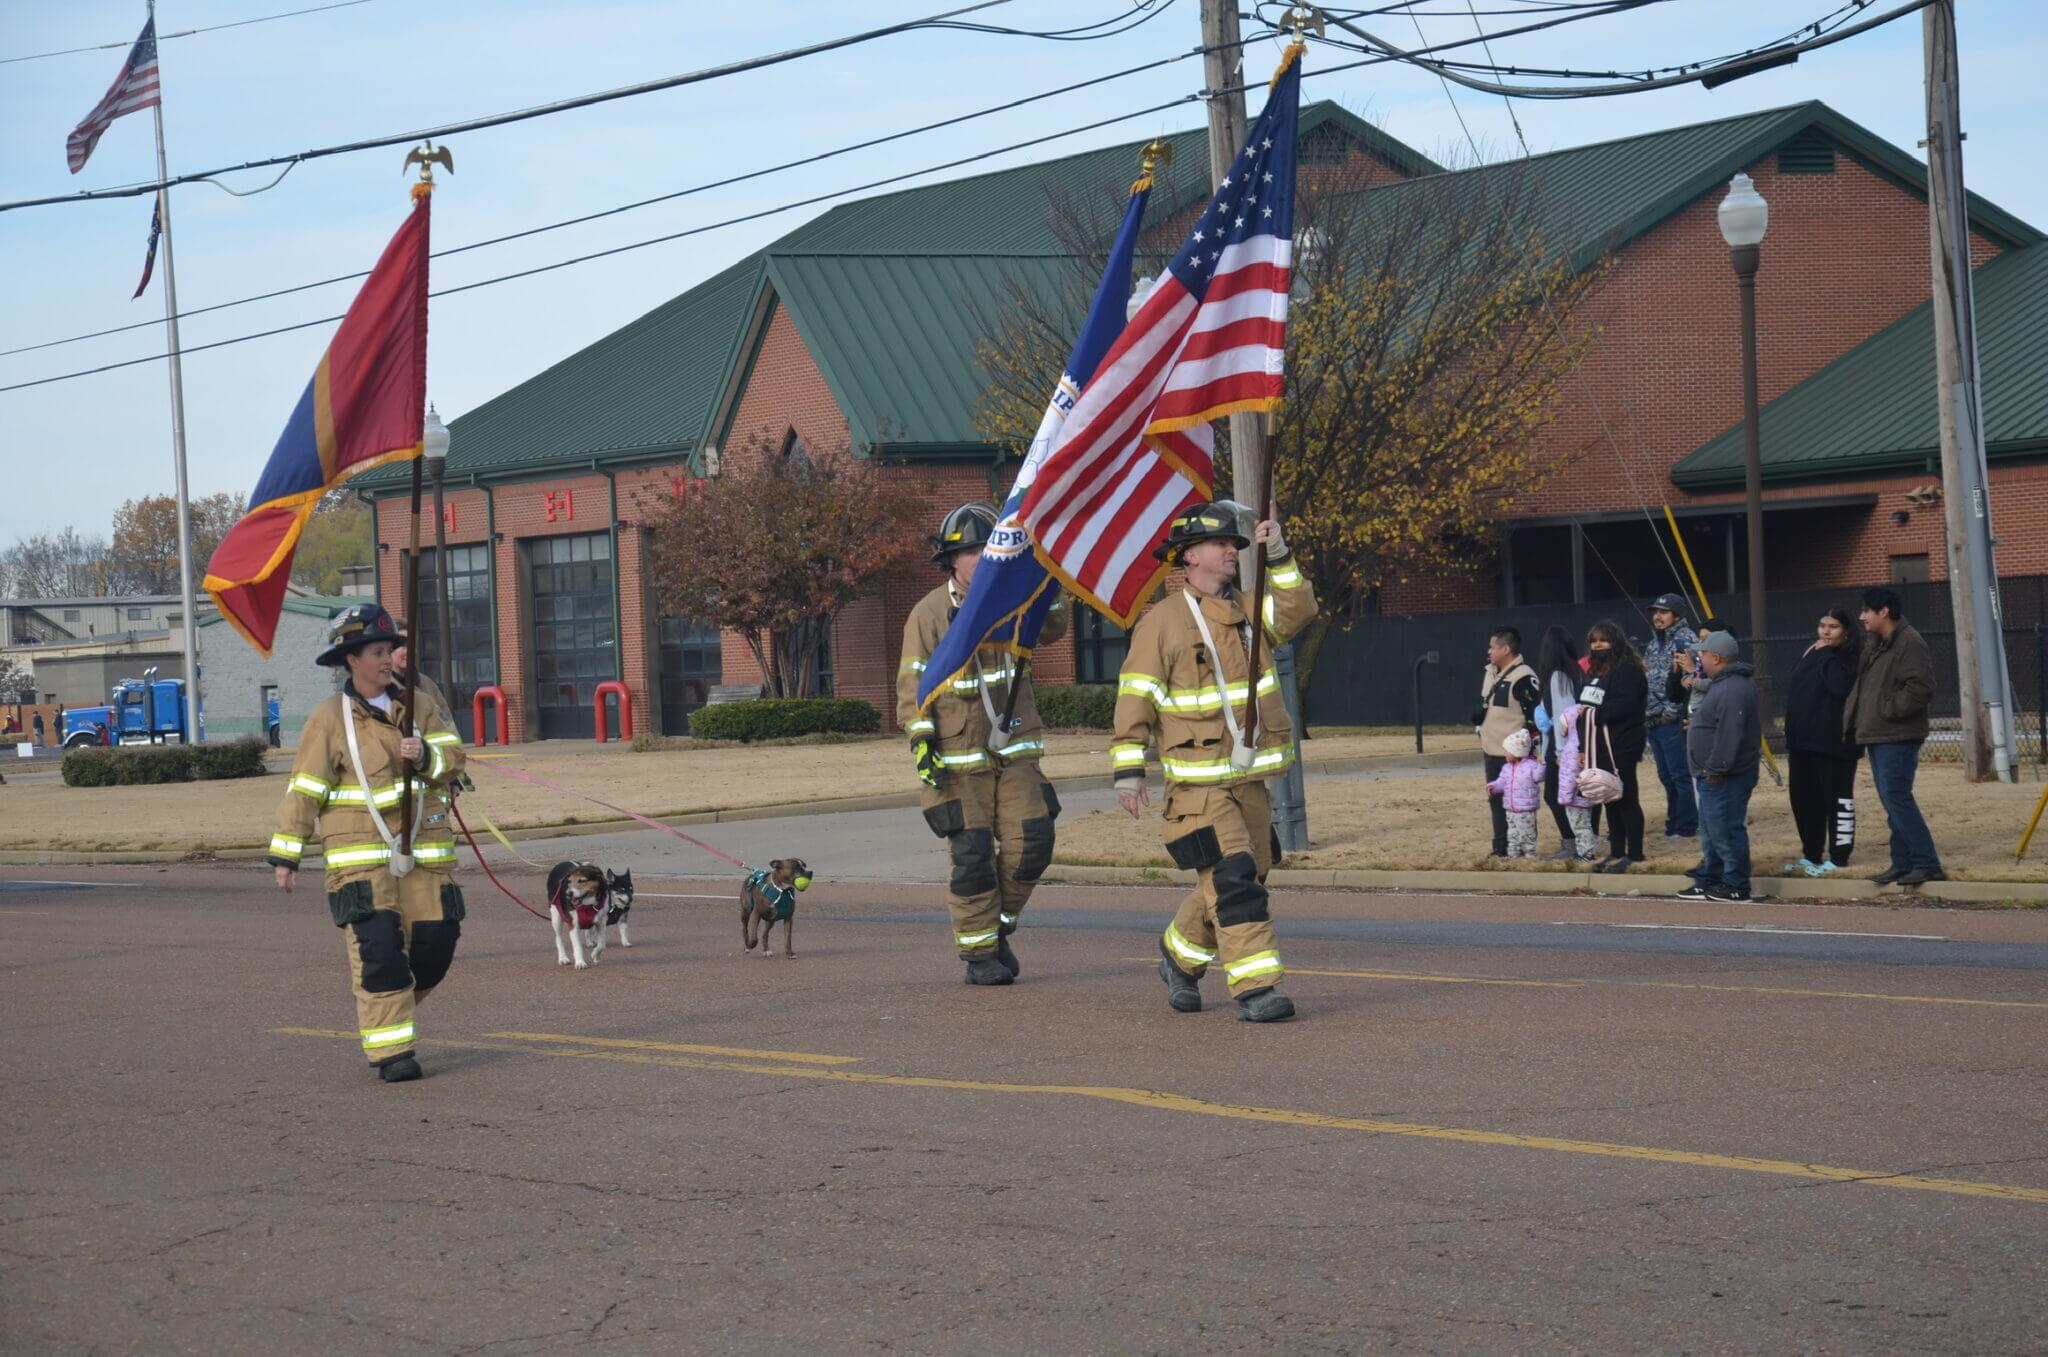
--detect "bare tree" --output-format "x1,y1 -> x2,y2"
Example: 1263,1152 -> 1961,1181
0,528 -> 115,598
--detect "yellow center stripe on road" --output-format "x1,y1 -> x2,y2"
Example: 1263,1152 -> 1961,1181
272,1028 -> 2048,1205
1131,961 -> 2048,1010
485,1031 -> 864,1065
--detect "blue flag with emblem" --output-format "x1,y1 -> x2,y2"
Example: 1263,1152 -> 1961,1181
916,166 -> 1157,711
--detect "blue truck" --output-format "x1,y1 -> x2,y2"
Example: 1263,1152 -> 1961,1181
61,669 -> 203,747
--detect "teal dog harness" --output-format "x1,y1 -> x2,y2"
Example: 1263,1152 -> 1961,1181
747,869 -> 798,921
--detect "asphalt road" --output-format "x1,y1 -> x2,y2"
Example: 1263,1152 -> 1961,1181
4,860 -> 2046,1354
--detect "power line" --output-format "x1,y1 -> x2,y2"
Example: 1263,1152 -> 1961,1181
0,0 -> 1017,213
0,0 -> 1658,392
3,38 -> 1249,360
0,0 -> 377,65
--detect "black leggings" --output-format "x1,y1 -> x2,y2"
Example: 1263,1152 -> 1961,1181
1788,752 -> 1857,866
1541,751 -> 1573,844
1606,754 -> 1644,859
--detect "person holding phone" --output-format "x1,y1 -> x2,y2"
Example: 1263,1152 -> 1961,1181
1642,594 -> 1699,840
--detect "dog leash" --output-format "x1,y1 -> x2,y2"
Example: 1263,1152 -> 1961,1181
463,798 -> 555,869
465,759 -> 751,870
451,803 -> 552,920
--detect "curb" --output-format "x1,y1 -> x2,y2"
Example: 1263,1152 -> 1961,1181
0,750 -> 1472,867
1041,862 -> 2048,906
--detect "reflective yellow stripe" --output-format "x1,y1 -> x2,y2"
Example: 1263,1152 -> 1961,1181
1269,562 -> 1303,587
1165,922 -> 1217,965
1225,950 -> 1284,984
289,774 -> 330,800
1161,744 -> 1295,783
907,719 -> 936,736
360,1022 -> 415,1050
956,929 -> 1000,947
999,913 -> 1019,926
429,745 -> 448,780
324,843 -> 392,867
900,658 -> 927,673
269,834 -> 304,859
415,842 -> 457,863
424,731 -> 461,745
1153,672 -> 1280,714
994,738 -> 1043,758
329,783 -> 406,809
937,750 -> 988,769
1110,744 -> 1148,769
1117,674 -> 1167,705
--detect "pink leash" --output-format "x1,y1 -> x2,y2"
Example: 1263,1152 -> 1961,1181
467,759 -> 750,870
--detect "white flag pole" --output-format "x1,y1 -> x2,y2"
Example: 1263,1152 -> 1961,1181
148,0 -> 203,743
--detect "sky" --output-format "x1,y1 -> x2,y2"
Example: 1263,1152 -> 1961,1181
1,0 -> 2044,551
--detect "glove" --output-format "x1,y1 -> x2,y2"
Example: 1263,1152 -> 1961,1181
912,737 -> 942,789
1534,707 -> 1554,735
1263,519 -> 1289,561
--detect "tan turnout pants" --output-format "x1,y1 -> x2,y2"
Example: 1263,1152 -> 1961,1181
920,756 -> 1059,958
331,868 -> 464,1065
1158,779 -> 1284,997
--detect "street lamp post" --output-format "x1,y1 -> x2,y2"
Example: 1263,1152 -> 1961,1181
422,404 -> 453,704
1718,173 -> 1770,684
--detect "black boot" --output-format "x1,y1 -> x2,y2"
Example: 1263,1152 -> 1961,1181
1234,987 -> 1296,1023
377,1053 -> 423,1083
1158,949 -> 1202,1013
964,957 -> 1014,986
994,932 -> 1021,979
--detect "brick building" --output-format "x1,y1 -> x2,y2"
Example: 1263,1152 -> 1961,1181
361,100 -> 2044,741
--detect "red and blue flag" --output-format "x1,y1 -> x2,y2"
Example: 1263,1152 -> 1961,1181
205,193 -> 432,654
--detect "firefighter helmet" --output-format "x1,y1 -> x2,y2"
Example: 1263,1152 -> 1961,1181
1153,500 -> 1250,563
317,604 -> 406,668
930,501 -> 999,563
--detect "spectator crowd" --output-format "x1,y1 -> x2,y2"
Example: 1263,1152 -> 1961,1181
1475,587 -> 1944,901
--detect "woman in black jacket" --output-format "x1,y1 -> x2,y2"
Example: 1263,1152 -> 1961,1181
1583,619 -> 1648,871
1783,605 -> 1862,874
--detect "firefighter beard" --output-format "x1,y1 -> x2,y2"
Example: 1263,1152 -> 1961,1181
920,762 -> 1059,957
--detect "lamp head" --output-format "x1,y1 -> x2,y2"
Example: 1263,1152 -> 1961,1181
1126,274 -> 1155,324
1718,173 -> 1768,248
422,403 -> 450,464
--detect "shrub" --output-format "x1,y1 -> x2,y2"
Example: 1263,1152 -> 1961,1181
1036,684 -> 1117,730
62,738 -> 271,787
628,732 -> 667,753
689,697 -> 881,742
191,737 -> 269,781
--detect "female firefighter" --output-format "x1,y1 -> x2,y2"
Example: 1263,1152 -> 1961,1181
897,502 -> 1067,986
1112,501 -> 1317,1022
268,604 -> 467,1082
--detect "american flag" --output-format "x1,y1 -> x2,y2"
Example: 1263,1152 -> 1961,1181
68,18 -> 161,174
1019,47 -> 1301,626
132,199 -> 162,299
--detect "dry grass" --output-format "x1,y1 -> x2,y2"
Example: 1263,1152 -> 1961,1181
1054,760 -> 2048,883
0,730 -> 1462,854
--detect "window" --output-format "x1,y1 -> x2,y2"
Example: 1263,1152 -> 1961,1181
1777,132 -> 1836,175
63,609 -> 80,622
412,543 -> 497,737
781,428 -> 814,477
1890,553 -> 1930,585
126,607 -> 150,621
528,532 -> 615,739
1075,610 -> 1128,685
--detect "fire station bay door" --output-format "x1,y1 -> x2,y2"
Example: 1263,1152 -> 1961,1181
529,532 -> 615,740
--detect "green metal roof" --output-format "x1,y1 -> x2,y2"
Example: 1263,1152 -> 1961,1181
1671,244 -> 2048,490
764,253 -> 1084,450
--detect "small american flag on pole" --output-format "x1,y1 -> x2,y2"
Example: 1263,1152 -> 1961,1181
1019,44 -> 1302,625
68,17 -> 162,174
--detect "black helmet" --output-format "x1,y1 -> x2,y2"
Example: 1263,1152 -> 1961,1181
317,604 -> 405,668
1650,593 -> 1688,618
1153,500 -> 1250,563
930,502 -> 998,563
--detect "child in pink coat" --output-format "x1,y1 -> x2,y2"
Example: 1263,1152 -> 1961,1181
1486,727 -> 1545,857
1554,705 -> 1602,861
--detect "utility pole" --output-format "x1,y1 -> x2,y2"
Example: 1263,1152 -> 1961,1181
1924,0 -> 2018,782
1199,1 -> 1308,849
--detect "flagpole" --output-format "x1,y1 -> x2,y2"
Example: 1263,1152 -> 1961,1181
147,0 -> 203,746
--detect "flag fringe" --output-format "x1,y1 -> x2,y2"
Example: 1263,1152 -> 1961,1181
915,574 -> 1056,717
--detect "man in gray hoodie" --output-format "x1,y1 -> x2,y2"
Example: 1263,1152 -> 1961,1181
1677,631 -> 1761,902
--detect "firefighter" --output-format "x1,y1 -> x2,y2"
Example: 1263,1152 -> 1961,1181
897,502 -> 1067,986
268,604 -> 468,1082
390,625 -> 450,719
1113,501 -> 1317,1022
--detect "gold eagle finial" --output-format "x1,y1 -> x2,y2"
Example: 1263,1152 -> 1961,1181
403,140 -> 454,185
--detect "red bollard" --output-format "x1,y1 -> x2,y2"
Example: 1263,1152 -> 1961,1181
472,686 -> 509,747
593,681 -> 632,744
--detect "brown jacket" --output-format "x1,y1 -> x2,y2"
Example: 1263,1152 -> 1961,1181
268,681 -> 467,887
896,581 -> 1068,773
1111,553 -> 1318,788
1844,621 -> 1934,745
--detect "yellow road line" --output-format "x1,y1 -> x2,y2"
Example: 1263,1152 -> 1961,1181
272,1028 -> 2048,1205
1130,960 -> 2048,1011
485,1030 -> 863,1065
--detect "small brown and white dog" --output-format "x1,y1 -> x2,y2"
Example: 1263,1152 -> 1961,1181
547,861 -> 633,969
740,858 -> 812,958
